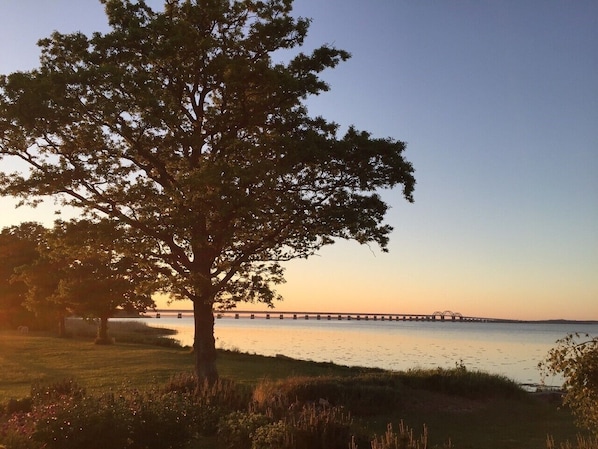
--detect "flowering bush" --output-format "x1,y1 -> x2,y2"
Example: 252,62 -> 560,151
32,395 -> 131,449
251,420 -> 293,449
218,411 -> 271,449
0,380 -> 200,449
0,410 -> 42,449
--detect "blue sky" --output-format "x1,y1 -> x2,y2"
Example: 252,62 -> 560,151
0,1 -> 596,320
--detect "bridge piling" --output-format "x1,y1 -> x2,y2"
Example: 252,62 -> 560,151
154,309 -> 503,323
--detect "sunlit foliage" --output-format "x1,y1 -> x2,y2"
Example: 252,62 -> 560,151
540,333 -> 598,434
0,220 -> 156,340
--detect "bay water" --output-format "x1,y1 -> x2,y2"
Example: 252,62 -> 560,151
123,314 -> 598,389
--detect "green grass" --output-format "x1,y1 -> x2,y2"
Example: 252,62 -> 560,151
0,324 -> 373,401
0,325 -> 589,449
0,330 -> 192,400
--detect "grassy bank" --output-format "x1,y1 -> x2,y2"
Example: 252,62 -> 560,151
0,323 -> 380,401
0,323 -> 590,448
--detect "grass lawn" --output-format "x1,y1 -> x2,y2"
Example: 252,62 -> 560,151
0,325 -> 588,448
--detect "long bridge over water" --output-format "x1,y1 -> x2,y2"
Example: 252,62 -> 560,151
153,310 -> 511,323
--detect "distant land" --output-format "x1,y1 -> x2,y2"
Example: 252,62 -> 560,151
534,319 -> 598,325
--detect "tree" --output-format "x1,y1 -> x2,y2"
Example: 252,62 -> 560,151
0,223 -> 68,333
0,223 -> 48,329
48,219 -> 156,344
540,333 -> 598,434
0,220 -> 155,340
0,0 -> 415,381
14,234 -> 70,336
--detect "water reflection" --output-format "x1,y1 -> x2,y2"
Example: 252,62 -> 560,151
130,316 -> 598,387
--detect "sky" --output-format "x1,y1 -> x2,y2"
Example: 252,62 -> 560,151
0,1 -> 596,320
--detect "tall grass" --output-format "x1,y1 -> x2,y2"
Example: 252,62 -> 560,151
547,435 -> 598,449
397,366 -> 526,400
253,373 -> 405,416
65,318 -> 180,347
251,367 -> 525,418
366,422 -> 431,449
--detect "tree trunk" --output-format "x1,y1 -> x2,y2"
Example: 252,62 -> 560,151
193,300 -> 218,383
95,316 -> 111,344
57,313 -> 66,338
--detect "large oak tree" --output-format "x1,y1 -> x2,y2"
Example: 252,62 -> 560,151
0,0 -> 415,381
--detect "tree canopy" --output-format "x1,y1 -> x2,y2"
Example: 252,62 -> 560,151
47,219 -> 156,343
0,223 -> 49,329
0,0 -> 415,381
0,220 -> 156,339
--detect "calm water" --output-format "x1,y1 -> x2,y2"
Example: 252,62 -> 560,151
123,314 -> 598,388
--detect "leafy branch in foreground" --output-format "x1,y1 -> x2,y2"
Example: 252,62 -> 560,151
540,333 -> 598,434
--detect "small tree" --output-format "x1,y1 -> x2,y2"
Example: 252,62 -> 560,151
1,220 -> 156,340
0,223 -> 63,331
16,245 -> 70,336
0,224 -> 38,329
47,219 -> 156,344
540,333 -> 598,434
0,0 -> 415,381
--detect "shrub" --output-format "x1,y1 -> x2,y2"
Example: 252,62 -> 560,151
162,372 -> 252,436
399,366 -> 524,400
161,372 -> 200,395
218,411 -> 271,449
127,390 -> 197,449
540,333 -> 598,435
1,378 -> 200,449
289,403 -> 361,449
195,377 -> 252,413
163,373 -> 251,412
0,378 -> 87,449
248,403 -> 365,449
31,394 -> 130,449
0,411 -> 43,449
251,420 -> 293,449
253,374 -> 403,417
30,378 -> 86,405
3,397 -> 32,415
0,379 -> 91,449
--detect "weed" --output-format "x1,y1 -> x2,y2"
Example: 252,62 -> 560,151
547,434 -> 598,449
367,421 -> 430,449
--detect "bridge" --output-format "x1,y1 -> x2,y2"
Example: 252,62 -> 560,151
152,309 -> 507,323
